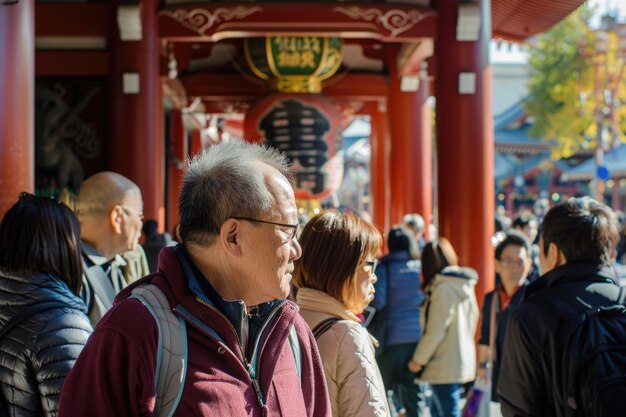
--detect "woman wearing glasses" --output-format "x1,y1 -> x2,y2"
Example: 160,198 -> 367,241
0,193 -> 93,416
407,238 -> 478,417
294,210 -> 390,417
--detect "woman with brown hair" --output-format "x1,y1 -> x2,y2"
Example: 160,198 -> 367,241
0,193 -> 93,416
407,238 -> 478,417
294,210 -> 389,417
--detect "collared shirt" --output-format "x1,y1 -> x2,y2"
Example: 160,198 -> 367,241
81,242 -> 128,324
175,245 -> 282,359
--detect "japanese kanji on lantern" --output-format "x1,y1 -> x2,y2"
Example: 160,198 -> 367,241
243,36 -> 344,200
244,36 -> 342,94
244,93 -> 343,200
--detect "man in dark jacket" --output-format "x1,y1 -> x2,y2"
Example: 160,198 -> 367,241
497,197 -> 622,417
59,141 -> 331,417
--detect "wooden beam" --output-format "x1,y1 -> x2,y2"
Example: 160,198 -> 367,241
181,73 -> 388,101
36,51 -> 109,76
397,39 -> 434,75
159,2 -> 437,42
36,3 -> 111,37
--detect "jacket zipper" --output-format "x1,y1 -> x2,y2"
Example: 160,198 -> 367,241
248,300 -> 287,380
194,297 -> 287,411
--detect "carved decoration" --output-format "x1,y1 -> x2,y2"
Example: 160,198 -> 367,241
160,6 -> 262,36
333,7 -> 436,38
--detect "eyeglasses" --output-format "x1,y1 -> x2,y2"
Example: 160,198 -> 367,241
365,259 -> 378,275
232,216 -> 299,240
498,259 -> 525,268
120,206 -> 144,222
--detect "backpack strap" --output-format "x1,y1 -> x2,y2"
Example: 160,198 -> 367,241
312,317 -> 341,340
287,325 -> 302,383
129,284 -> 187,417
82,258 -> 117,315
617,287 -> 626,305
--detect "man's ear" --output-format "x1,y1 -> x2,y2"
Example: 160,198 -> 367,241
110,205 -> 124,235
220,218 -> 242,258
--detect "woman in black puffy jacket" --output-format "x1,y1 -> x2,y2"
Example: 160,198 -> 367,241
0,193 -> 93,416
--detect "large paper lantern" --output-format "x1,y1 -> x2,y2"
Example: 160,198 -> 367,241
245,93 -> 343,200
244,36 -> 342,93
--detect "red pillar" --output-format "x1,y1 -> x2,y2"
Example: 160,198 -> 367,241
0,0 -> 35,216
109,0 -> 164,226
387,48 -> 433,231
166,109 -> 186,235
414,74 -> 433,239
370,101 -> 390,239
190,129 -> 203,157
435,0 -> 494,305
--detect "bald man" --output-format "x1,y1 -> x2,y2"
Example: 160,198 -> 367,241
75,172 -> 144,324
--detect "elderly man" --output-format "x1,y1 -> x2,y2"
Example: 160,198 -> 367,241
60,141 -> 331,417
75,171 -> 144,324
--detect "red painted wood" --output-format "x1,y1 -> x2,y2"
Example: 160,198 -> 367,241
36,51 -> 109,76
492,0 -> 584,42
189,129 -> 202,157
159,3 -> 437,42
35,3 -> 110,37
369,101 -> 390,246
435,0 -> 494,309
411,76 -> 433,240
166,110 -> 185,234
181,73 -> 388,102
109,0 -> 164,228
386,45 -> 432,231
0,0 -> 35,217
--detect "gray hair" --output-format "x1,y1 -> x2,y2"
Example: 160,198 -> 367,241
179,141 -> 291,246
403,213 -> 425,232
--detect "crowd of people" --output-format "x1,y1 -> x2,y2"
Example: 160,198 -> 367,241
0,140 -> 625,417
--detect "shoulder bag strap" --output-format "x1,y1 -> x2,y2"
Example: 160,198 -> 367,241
287,326 -> 302,383
129,284 -> 187,417
487,289 -> 499,372
82,258 -> 117,312
312,317 -> 341,340
617,286 -> 626,305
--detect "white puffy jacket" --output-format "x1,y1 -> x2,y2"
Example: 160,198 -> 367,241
297,288 -> 390,417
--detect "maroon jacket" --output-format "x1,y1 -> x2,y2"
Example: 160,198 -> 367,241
59,247 -> 331,417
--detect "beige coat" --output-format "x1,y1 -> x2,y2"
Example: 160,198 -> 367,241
412,266 -> 479,385
297,288 -> 390,417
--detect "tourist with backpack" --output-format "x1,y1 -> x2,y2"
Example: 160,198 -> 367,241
59,141 -> 331,417
293,210 -> 390,417
371,226 -> 426,417
0,193 -> 93,416
498,196 -> 625,417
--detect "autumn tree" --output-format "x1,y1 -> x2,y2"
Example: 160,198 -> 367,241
525,5 -> 626,159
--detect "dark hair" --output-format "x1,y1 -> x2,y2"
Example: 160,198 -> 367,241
0,193 -> 83,295
421,237 -> 458,289
293,210 -> 382,310
387,227 -> 420,260
513,213 -> 537,229
495,216 -> 505,233
541,197 -> 619,267
142,219 -> 159,237
495,230 -> 531,260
